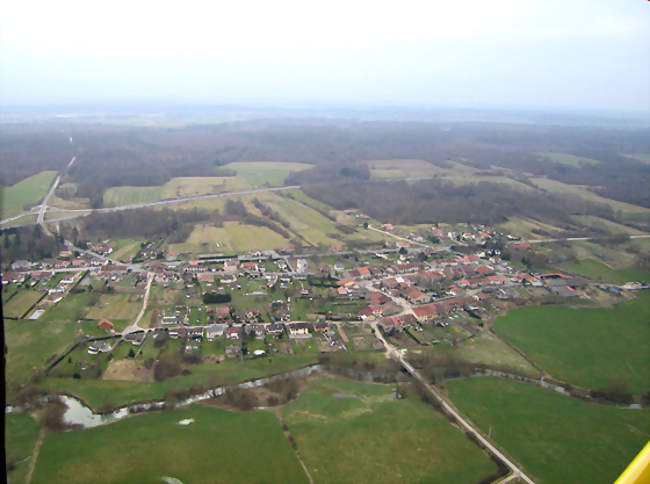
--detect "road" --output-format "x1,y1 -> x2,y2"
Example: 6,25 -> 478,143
370,322 -> 535,484
524,234 -> 650,244
122,272 -> 154,335
36,171 -> 64,237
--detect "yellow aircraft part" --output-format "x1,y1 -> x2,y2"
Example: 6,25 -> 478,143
616,441 -> 650,484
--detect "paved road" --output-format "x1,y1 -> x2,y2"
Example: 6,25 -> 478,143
524,234 -> 650,244
36,171 -> 64,237
370,322 -> 535,484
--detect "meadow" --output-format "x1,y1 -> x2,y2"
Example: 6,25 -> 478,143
535,151 -> 600,167
32,405 -> 306,484
447,377 -> 650,484
5,412 -> 41,484
559,258 -> 649,284
3,289 -> 45,319
493,292 -> 650,393
220,161 -> 312,186
282,375 -> 498,484
0,170 -> 57,218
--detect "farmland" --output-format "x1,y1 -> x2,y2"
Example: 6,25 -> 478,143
535,151 -> 600,167
32,405 -> 306,484
493,292 -> 650,393
447,377 -> 650,484
0,170 -> 57,218
559,258 -> 649,284
282,375 -> 499,483
3,289 -> 44,318
220,161 -> 312,186
5,412 -> 41,484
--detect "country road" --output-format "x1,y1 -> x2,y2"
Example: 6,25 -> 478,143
371,322 -> 536,484
8,184 -> 302,227
36,171 -> 63,237
524,234 -> 650,243
123,272 -> 154,335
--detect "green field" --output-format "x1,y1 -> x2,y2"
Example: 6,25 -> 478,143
493,292 -> 650,393
409,331 -> 540,378
169,221 -> 291,254
536,151 -> 600,167
560,258 -> 649,283
220,161 -> 312,186
447,377 -> 650,484
5,412 -> 41,484
0,170 -> 57,219
3,289 -> 44,318
32,405 -> 306,484
367,159 -> 440,179
85,293 -> 142,321
282,375 -> 498,483
572,215 -> 645,236
102,176 -> 252,207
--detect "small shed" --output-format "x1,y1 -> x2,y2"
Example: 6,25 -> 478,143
98,319 -> 115,330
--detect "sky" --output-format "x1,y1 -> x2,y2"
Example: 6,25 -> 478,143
1,0 -> 649,112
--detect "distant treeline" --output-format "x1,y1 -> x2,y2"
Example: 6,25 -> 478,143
1,121 -> 648,210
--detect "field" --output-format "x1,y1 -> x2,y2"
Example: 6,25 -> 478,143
169,221 -> 291,254
4,319 -> 81,398
31,405 -> 306,484
572,215 -> 646,235
493,292 -> 650,393
498,216 -> 566,239
220,161 -> 312,186
282,375 -> 498,483
530,177 -> 650,216
367,159 -> 440,179
3,289 -> 44,318
622,153 -> 650,165
5,412 -> 41,484
0,170 -> 57,218
535,151 -> 600,167
408,331 -> 540,378
559,258 -> 649,283
102,176 -> 252,207
447,377 -> 650,484
85,293 -> 142,322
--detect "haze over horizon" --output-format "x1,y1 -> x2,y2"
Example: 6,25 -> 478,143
1,0 -> 648,113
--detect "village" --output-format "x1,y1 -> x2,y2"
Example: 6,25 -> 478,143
4,219 -> 623,384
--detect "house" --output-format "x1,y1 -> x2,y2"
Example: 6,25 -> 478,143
223,259 -> 239,274
125,332 -> 145,346
226,326 -> 240,340
225,345 -> 240,356
296,259 -> 309,274
245,323 -> 266,339
287,322 -> 311,338
266,323 -> 285,336
197,272 -> 215,283
212,305 -> 231,320
382,223 -> 395,232
357,266 -> 371,279
403,287 -> 431,304
313,319 -> 328,333
412,303 -> 438,322
98,319 -> 115,330
245,308 -> 262,321
206,324 -> 226,340
487,275 -> 506,285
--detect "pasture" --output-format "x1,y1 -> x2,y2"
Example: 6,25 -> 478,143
367,159 -> 440,179
32,405 -> 306,484
85,293 -> 142,321
535,151 -> 600,167
282,375 -> 498,484
3,289 -> 44,319
447,377 -> 650,484
5,412 -> 41,484
493,292 -> 650,393
220,161 -> 312,186
0,170 -> 57,218
560,258 -> 649,284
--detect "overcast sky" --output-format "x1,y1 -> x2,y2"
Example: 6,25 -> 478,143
1,0 -> 648,112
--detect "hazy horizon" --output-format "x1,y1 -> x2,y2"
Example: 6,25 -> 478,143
2,1 -> 648,112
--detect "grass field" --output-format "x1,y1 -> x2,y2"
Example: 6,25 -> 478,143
536,152 -> 600,167
530,177 -> 650,216
622,153 -> 650,165
102,176 -> 252,207
220,161 -> 312,186
408,331 -> 540,378
1,170 -> 57,218
572,215 -> 645,236
32,405 -> 306,484
282,375 -> 498,483
4,319 -> 81,399
367,159 -> 440,179
169,221 -> 291,254
85,293 -> 142,321
498,216 -> 566,239
3,289 -> 45,318
493,292 -> 650,393
447,377 -> 650,484
5,412 -> 41,484
559,258 -> 649,283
